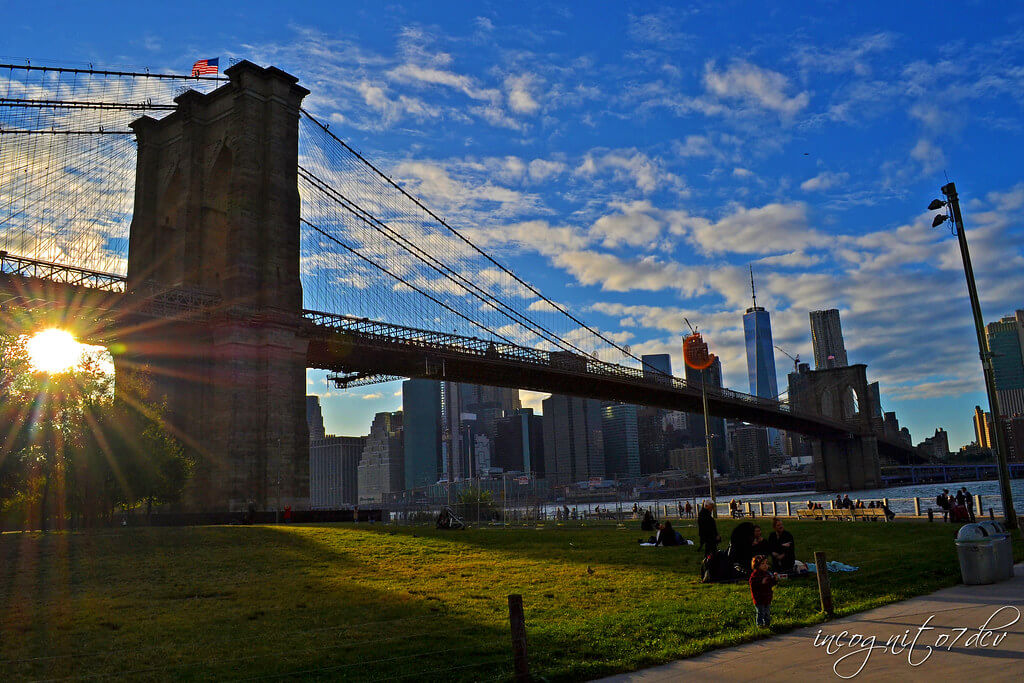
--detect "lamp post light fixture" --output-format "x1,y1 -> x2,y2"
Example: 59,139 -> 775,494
928,182 -> 1017,530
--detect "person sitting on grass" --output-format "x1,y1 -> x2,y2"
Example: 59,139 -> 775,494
750,554 -> 778,628
751,524 -> 770,557
641,509 -> 656,531
656,520 -> 680,546
768,517 -> 795,573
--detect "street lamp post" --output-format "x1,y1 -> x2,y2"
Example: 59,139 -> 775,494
700,367 -> 716,504
683,321 -> 717,507
931,182 -> 1017,530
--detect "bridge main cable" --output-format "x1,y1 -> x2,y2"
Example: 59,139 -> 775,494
298,165 -> 602,361
299,109 -> 656,371
300,216 -> 519,347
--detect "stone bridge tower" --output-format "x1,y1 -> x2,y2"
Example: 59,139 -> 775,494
121,61 -> 310,511
788,363 -> 883,491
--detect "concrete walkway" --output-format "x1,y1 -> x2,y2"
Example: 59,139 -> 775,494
597,565 -> 1024,682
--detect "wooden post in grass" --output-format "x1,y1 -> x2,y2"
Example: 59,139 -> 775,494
913,497 -> 921,516
814,551 -> 834,617
508,594 -> 530,682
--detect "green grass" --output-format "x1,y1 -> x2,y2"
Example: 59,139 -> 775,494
2,520 -> 1021,681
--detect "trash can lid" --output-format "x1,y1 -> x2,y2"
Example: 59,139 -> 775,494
956,523 -> 991,542
979,521 -> 1006,535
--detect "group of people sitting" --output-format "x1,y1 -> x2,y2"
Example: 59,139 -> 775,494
638,509 -> 685,546
728,499 -> 745,517
936,487 -> 976,523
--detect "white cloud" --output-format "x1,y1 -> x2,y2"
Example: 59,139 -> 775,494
800,171 -> 850,192
704,60 -> 810,116
575,149 -> 682,194
505,74 -> 540,115
361,393 -> 384,400
388,63 -> 500,104
732,167 -> 754,178
528,158 -> 566,182
589,200 -> 665,248
910,138 -> 946,174
669,202 -> 829,255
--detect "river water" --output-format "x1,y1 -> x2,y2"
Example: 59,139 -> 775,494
745,478 -> 1024,517
530,478 -> 1024,518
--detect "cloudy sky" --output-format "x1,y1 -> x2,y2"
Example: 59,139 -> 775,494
8,1 -> 1024,448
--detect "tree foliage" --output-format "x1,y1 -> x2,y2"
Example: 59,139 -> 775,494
0,332 -> 191,529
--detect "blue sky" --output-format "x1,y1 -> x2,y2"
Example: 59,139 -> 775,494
7,1 -> 1024,449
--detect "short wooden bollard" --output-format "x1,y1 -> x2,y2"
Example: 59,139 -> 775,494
508,594 -> 530,682
814,551 -> 834,617
990,508 -> 995,520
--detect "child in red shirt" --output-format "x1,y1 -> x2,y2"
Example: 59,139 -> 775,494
749,555 -> 778,627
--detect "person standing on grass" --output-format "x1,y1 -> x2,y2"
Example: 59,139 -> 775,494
697,500 -> 720,555
750,555 -> 778,628
962,486 -> 976,522
936,489 -> 950,523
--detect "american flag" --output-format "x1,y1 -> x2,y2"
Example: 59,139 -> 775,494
191,58 -> 219,76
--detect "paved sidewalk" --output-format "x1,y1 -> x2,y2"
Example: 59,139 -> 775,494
597,564 -> 1024,682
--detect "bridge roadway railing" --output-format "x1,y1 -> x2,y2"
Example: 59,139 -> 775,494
302,309 -> 860,436
0,250 -> 126,292
0,252 -> 220,330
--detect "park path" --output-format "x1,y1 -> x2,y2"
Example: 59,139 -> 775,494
596,564 -> 1024,682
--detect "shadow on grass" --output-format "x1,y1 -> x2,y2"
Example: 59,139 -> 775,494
0,521 -> 980,683
0,526 -> 514,682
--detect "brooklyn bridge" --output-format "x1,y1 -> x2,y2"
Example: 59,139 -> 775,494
0,61 -> 915,511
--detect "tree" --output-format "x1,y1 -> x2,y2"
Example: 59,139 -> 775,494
0,332 -> 190,529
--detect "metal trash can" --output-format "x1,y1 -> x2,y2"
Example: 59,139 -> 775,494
977,521 -> 1014,581
955,523 -> 1000,585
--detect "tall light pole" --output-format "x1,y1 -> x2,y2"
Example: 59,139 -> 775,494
930,182 -> 1017,530
683,321 -> 717,506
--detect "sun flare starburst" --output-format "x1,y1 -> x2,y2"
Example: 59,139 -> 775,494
26,329 -> 86,374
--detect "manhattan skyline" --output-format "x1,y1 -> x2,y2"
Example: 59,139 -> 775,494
7,1 -> 1024,449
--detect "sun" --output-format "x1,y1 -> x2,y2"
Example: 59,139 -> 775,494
26,329 -> 86,374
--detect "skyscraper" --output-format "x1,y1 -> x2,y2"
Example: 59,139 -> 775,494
306,395 -> 326,441
403,379 -> 442,490
641,353 -> 673,384
494,408 -> 545,475
974,405 -> 996,450
743,270 -> 779,401
601,403 -> 641,478
743,269 -> 780,456
541,394 -> 604,485
985,311 -> 1024,417
733,424 -> 771,478
357,411 -> 404,503
310,436 -> 365,508
809,309 -> 849,369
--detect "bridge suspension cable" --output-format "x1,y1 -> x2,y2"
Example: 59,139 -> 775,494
0,63 -> 222,276
298,109 -> 655,371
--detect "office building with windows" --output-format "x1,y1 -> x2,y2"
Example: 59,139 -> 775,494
403,379 -> 442,490
601,403 -> 641,478
809,309 -> 849,369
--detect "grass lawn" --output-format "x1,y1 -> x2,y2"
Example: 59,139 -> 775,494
2,520 -> 1022,681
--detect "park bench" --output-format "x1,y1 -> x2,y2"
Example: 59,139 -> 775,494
822,509 -> 855,521
797,508 -> 823,520
853,508 -> 889,522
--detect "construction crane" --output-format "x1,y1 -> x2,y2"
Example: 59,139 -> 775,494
774,345 -> 801,373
